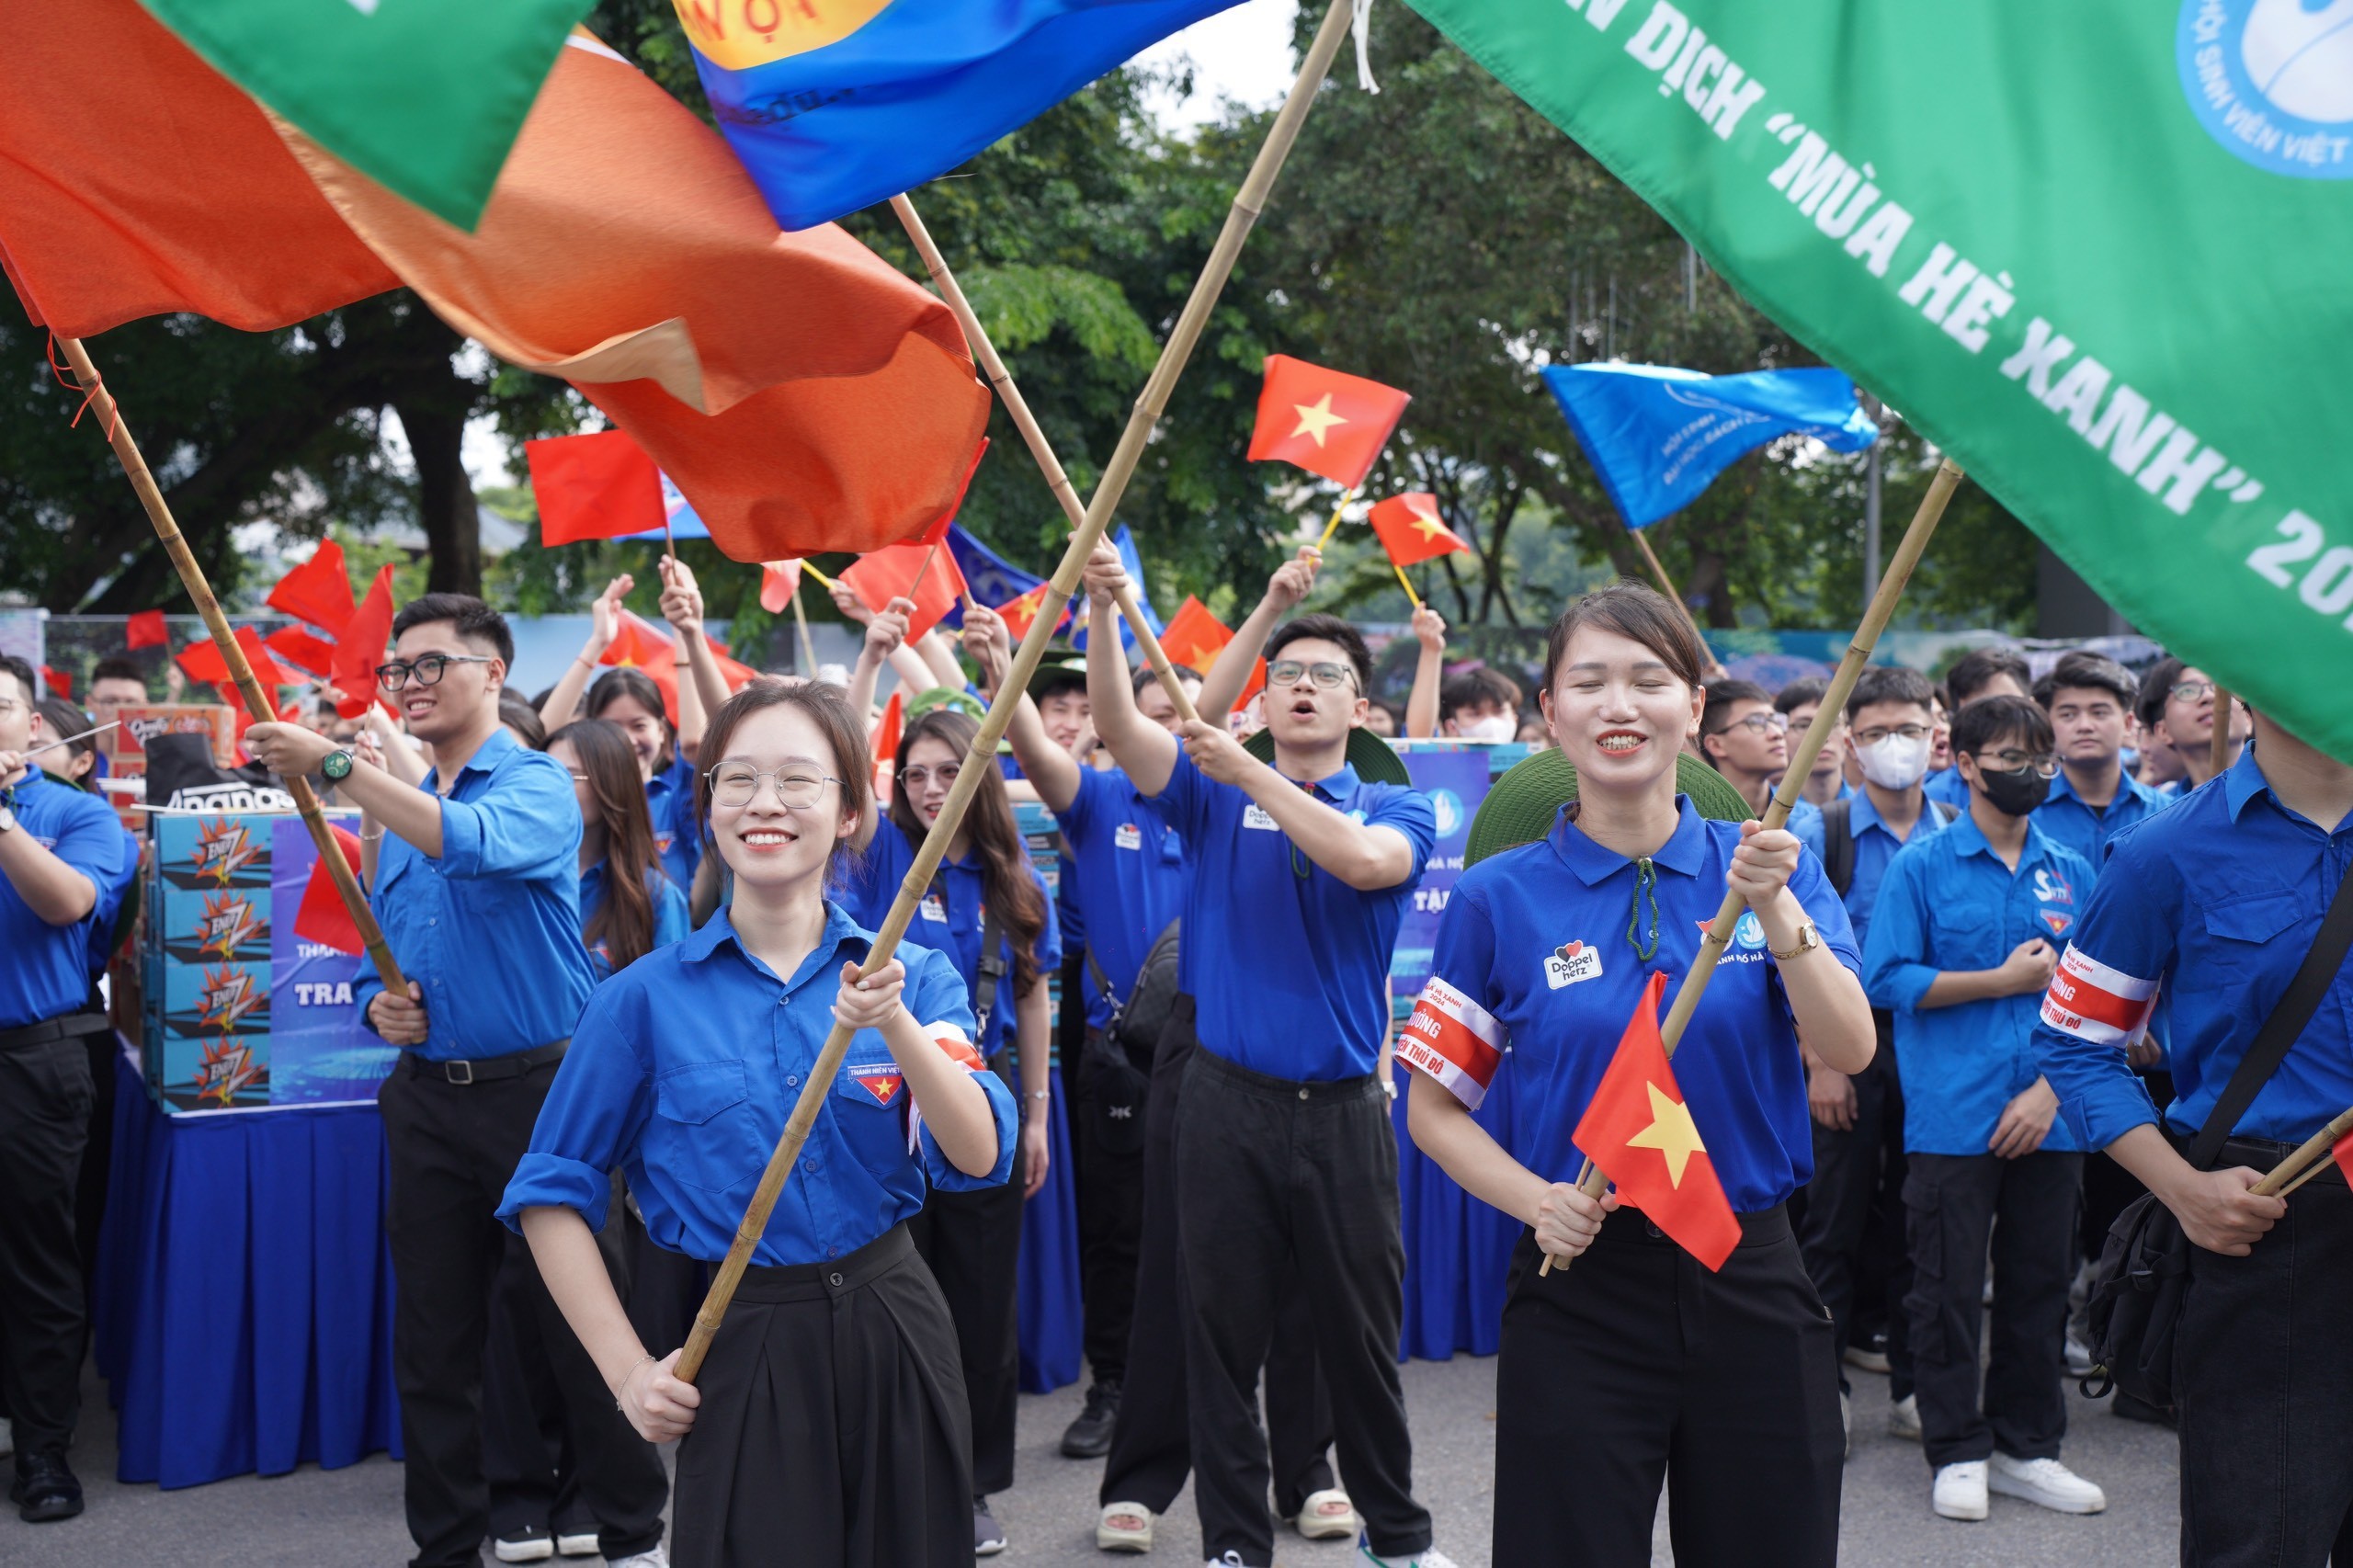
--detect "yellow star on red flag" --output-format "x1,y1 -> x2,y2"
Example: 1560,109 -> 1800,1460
1289,392 -> 1349,447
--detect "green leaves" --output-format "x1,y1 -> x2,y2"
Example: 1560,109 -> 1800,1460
962,265 -> 1156,371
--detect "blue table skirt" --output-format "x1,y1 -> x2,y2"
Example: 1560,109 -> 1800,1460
94,1048 -> 404,1489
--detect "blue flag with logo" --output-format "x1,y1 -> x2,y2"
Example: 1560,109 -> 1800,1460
942,524 -> 1161,650
681,0 -> 1247,232
1540,364 -> 1878,528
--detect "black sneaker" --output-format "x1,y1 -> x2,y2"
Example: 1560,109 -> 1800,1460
1060,1379 -> 1122,1459
11,1451 -> 84,1523
973,1495 -> 1006,1556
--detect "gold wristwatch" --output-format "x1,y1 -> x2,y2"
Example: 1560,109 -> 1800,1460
1769,921 -> 1822,961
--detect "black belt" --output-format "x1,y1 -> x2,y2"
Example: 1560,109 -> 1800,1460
2214,1132 -> 2348,1189
399,1038 -> 569,1085
0,1012 -> 111,1053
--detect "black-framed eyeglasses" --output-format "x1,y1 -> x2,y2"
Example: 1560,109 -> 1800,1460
2167,680 -> 2214,703
898,763 -> 961,791
707,764 -> 841,810
1854,723 -> 1932,745
1267,659 -> 1357,692
1973,748 -> 2060,778
375,653 -> 494,692
1722,711 -> 1789,736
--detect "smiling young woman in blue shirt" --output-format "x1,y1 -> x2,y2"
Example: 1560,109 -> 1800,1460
546,719 -> 689,981
503,681 -> 1015,1568
1403,584 -> 1874,1568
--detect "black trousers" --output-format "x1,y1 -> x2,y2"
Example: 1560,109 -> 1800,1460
2177,1166 -> 2353,1567
1176,1047 -> 1428,1567
1796,1012 -> 1913,1399
378,1062 -> 668,1568
0,1030 -> 95,1459
1493,1209 -> 1844,1568
1071,1030 -> 1146,1387
1100,1002 -> 1334,1518
673,1226 -> 973,1568
1903,1149 -> 2083,1470
909,1171 -> 1023,1497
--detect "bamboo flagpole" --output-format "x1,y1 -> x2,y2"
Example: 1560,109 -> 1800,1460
2250,1103 -> 2353,1199
890,194 -> 1200,724
675,0 -> 1360,1381
26,720 -> 122,758
1625,524 -> 1726,679
53,336 -> 408,997
2209,684 -> 2237,779
789,577 -> 821,677
1540,458 -> 1968,1276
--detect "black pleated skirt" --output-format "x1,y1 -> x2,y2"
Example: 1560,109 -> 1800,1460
671,1224 -> 974,1568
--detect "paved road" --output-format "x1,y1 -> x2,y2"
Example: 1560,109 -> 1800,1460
10,1353 -> 2181,1565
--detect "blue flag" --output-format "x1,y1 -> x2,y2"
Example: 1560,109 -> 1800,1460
683,0 -> 1246,233
615,472 -> 713,542
1540,364 -> 1877,528
941,524 -> 1159,650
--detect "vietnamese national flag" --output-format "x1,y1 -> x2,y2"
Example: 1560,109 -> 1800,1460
1160,597 -> 1265,712
1571,971 -> 1742,1271
127,610 -> 169,651
701,632 -> 761,694
293,825 -> 368,956
528,429 -> 666,546
920,440 -> 990,546
760,562 -> 804,615
266,541 -> 357,635
1369,494 -> 1471,568
330,566 -> 398,721
1246,356 -> 1412,489
842,540 -> 969,644
996,583 -> 1069,645
871,691 -> 904,805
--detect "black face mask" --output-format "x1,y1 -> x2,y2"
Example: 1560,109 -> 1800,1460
1975,763 -> 2052,817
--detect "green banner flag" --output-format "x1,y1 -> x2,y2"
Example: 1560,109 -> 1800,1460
1405,0 -> 2353,762
138,0 -> 588,230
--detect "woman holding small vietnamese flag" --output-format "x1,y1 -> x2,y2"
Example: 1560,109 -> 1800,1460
1400,582 -> 1875,1568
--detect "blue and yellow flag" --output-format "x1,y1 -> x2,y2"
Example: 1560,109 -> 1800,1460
676,0 -> 1247,231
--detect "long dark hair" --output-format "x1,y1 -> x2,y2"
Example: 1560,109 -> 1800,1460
551,720 -> 664,973
890,709 -> 1049,997
587,667 -> 677,771
696,679 -> 871,897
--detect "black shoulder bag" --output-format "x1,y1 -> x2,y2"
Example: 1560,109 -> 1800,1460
1076,920 -> 1181,1158
2082,867 -> 2353,1410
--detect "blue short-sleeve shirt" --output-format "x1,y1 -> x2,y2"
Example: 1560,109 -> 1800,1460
644,753 -> 702,892
1924,766 -> 1970,812
578,858 -> 693,981
1792,786 -> 1953,949
1402,797 -> 1860,1210
2030,767 -> 2170,884
1860,812 -> 2091,1154
0,771 -> 132,1028
1147,750 -> 1435,1083
1057,766 -> 1189,1031
500,903 -> 1016,1266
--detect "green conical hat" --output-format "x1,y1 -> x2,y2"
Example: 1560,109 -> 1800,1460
1239,725 -> 1412,788
1465,750 -> 1756,867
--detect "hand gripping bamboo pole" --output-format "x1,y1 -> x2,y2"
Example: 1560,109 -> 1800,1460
1541,458 -> 1968,1277
890,193 -> 1200,725
2250,1103 -> 2353,1199
675,0 -> 1358,1381
54,336 -> 408,997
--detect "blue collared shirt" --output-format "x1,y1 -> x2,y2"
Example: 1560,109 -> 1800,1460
1057,767 -> 1189,1031
1146,752 -> 1434,1083
499,903 -> 1015,1266
577,858 -> 692,981
1412,797 -> 1861,1210
353,729 -> 597,1061
0,771 -> 131,1028
2031,767 -> 2170,881
847,818 -> 1062,1060
1861,812 -> 2091,1154
1924,766 -> 1970,811
644,754 -> 701,892
1792,786 -> 1954,949
2034,752 -> 2353,1150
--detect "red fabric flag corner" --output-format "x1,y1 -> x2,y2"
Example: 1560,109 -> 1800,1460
267,541 -> 357,634
294,825 -> 368,956
40,665 -> 74,699
2334,1128 -> 2353,1188
841,540 -> 968,643
331,566 -> 398,721
1246,356 -> 1412,489
127,609 -> 169,650
920,438 -> 990,546
759,561 -> 803,615
598,612 -> 683,723
1571,971 -> 1743,1271
265,625 -> 338,677
871,691 -> 904,805
996,583 -> 1068,645
1160,597 -> 1265,712
528,429 -> 667,547
1369,494 -> 1471,568
176,627 -> 301,689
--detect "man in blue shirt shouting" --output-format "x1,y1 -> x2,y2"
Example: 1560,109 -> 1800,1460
1081,541 -> 1450,1568
244,596 -> 667,1568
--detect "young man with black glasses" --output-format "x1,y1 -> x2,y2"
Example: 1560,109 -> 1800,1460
244,595 -> 668,1568
2133,657 -> 2251,797
1699,677 -> 1790,817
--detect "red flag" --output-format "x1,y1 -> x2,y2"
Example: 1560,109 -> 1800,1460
40,665 -> 73,699
527,429 -> 665,547
177,627 -> 301,689
759,562 -> 803,615
1572,972 -> 1743,1271
598,611 -> 673,672
266,541 -> 356,634
920,439 -> 989,546
2334,1128 -> 2353,1188
1369,494 -> 1471,567
871,691 -> 904,806
127,609 -> 169,650
842,540 -> 968,642
703,634 -> 761,694
1160,597 -> 1265,712
330,566 -> 398,722
265,626 -> 338,677
294,826 -> 367,956
996,583 -> 1068,645
1246,356 -> 1412,488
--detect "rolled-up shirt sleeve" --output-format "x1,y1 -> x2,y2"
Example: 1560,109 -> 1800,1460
440,753 -> 582,881
2032,835 -> 2176,1150
1859,852 -> 1939,1013
498,991 -> 651,1233
904,946 -> 1017,1191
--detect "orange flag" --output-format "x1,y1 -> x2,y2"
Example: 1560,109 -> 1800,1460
176,626 -> 301,689
1161,597 -> 1265,712
265,540 -> 357,634
842,540 -> 969,643
527,429 -> 665,546
264,626 -> 338,677
293,826 -> 367,956
759,562 -> 804,615
1246,356 -> 1412,488
330,566 -> 397,722
1369,494 -> 1471,568
1572,972 -> 1742,1271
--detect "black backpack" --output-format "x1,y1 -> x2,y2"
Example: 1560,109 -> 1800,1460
1078,919 -> 1180,1157
1818,795 -> 1958,897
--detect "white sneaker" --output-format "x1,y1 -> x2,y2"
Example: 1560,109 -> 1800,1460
1932,1460 -> 1989,1521
1889,1393 -> 1922,1441
608,1549 -> 669,1568
1100,1501 -> 1154,1553
2064,1332 -> 2097,1378
1358,1547 -> 1461,1568
554,1531 -> 600,1558
1989,1453 -> 2108,1514
492,1530 -> 554,1563
1292,1487 -> 1361,1540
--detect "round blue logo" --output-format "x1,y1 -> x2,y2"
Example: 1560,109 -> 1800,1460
2178,0 -> 2353,179
1429,788 -> 1465,842
1733,910 -> 1768,949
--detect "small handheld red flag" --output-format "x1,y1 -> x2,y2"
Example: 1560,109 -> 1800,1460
702,632 -> 760,693
1246,356 -> 1412,488
871,691 -> 904,805
330,566 -> 398,721
759,562 -> 803,615
842,539 -> 969,642
265,625 -> 338,677
40,665 -> 74,699
2334,1128 -> 2353,1188
266,540 -> 356,634
527,429 -> 665,546
1369,494 -> 1471,567
996,583 -> 1067,644
1160,597 -> 1265,712
127,609 -> 168,650
1572,971 -> 1743,1271
176,626 -> 301,688
294,825 -> 367,955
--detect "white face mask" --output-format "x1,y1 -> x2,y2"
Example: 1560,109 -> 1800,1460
1455,714 -> 1518,744
1855,732 -> 1932,790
